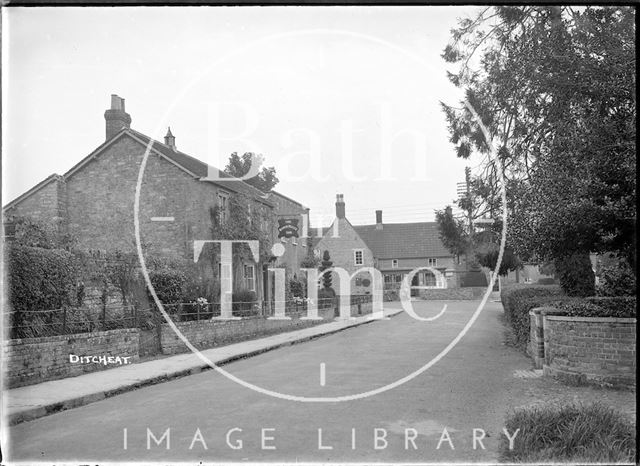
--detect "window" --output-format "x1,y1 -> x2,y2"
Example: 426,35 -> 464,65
243,264 -> 255,291
427,258 -> 437,267
217,192 -> 229,224
354,249 -> 364,266
384,274 -> 393,283
391,259 -> 399,268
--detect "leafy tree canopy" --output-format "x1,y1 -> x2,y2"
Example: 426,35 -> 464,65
224,152 -> 279,193
441,6 -> 636,273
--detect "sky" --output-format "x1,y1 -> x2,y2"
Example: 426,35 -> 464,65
2,6 -> 483,226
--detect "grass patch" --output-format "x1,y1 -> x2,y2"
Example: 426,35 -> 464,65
500,402 -> 636,463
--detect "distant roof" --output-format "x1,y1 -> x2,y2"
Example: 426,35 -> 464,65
354,222 -> 451,259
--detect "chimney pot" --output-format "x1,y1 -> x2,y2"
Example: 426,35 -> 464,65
335,193 -> 346,219
104,94 -> 131,140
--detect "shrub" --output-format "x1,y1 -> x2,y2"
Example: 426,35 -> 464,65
500,285 -> 568,350
7,244 -> 77,312
499,402 -> 636,463
537,277 -> 555,285
232,289 -> 257,313
560,297 -> 636,318
148,266 -> 186,307
460,270 -> 488,287
289,276 -> 305,298
554,252 -> 595,297
597,260 -> 636,297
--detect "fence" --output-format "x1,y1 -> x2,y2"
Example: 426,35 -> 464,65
6,294 -> 375,339
5,305 -> 145,340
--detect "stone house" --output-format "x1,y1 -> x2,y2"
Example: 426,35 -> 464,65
354,210 -> 456,290
313,195 -> 376,296
3,94 -> 307,304
313,195 -> 457,296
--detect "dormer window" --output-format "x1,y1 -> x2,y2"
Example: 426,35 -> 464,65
392,259 -> 398,268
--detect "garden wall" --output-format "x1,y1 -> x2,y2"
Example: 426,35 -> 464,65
541,313 -> 636,388
160,302 -> 371,354
417,286 -> 486,300
3,328 -> 140,388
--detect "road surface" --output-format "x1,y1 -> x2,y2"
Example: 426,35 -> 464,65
7,300 -> 533,463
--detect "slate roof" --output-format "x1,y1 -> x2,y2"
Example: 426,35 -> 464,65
125,129 -> 273,205
354,222 -> 451,259
309,220 -> 451,260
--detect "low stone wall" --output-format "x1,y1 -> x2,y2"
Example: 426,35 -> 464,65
3,329 -> 140,388
161,302 -> 372,355
417,287 -> 486,300
542,314 -> 636,388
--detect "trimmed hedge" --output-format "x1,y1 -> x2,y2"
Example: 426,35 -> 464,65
560,297 -> 636,318
501,285 -> 569,350
501,285 -> 637,351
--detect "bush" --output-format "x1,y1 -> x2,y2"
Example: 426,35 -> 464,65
7,244 -> 77,312
560,296 -> 636,318
148,266 -> 186,306
597,260 -> 636,297
555,252 -> 595,297
289,276 -> 305,298
500,285 -> 568,350
232,289 -> 257,313
460,270 -> 488,287
537,277 -> 555,285
499,402 -> 636,463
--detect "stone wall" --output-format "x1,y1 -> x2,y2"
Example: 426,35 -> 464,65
3,329 -> 140,388
542,314 -> 636,388
160,302 -> 371,355
3,176 -> 67,234
416,287 -> 486,300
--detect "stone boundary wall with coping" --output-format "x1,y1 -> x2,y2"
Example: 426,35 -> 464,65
530,309 -> 636,387
160,301 -> 373,355
3,328 -> 140,388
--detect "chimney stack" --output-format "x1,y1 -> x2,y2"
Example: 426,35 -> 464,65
375,210 -> 383,230
104,94 -> 131,140
335,194 -> 345,219
164,127 -> 176,150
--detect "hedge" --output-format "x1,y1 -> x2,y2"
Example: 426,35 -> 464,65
501,285 -> 569,350
560,297 -> 636,318
6,244 -> 77,312
501,285 -> 637,352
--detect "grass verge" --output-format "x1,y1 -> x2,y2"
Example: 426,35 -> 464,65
499,402 -> 636,463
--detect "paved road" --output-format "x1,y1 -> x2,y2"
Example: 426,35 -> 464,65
7,300 -> 533,463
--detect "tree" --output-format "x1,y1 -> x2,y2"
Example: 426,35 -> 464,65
319,250 -> 333,289
435,206 -> 469,263
224,152 -> 279,193
441,6 -> 636,291
476,247 -> 522,277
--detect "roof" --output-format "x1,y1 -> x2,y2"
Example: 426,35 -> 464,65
354,222 -> 451,259
3,174 -> 62,211
127,129 -> 273,206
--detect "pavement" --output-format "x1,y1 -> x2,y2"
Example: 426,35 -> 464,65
4,305 -> 406,426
